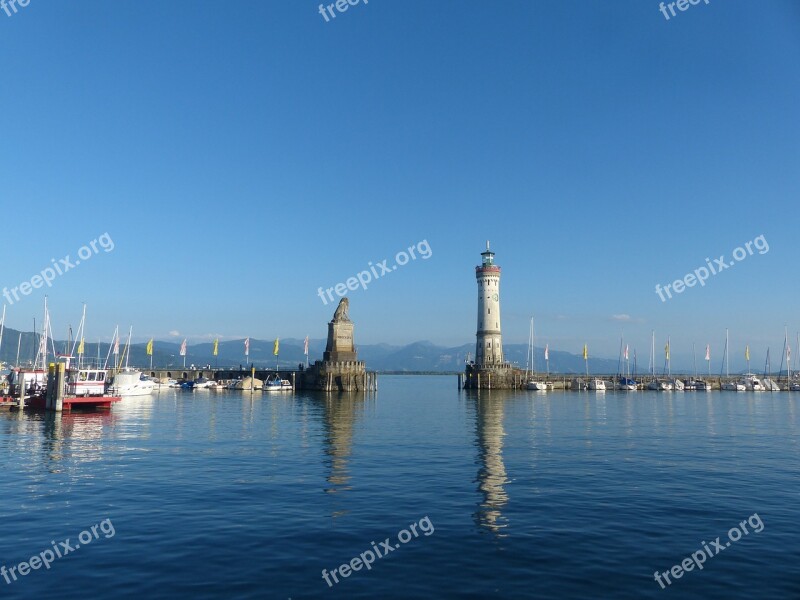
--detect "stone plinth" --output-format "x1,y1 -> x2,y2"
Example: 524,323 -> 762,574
323,320 -> 357,363
303,298 -> 377,392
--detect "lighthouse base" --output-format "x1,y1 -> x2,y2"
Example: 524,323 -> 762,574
462,364 -> 526,389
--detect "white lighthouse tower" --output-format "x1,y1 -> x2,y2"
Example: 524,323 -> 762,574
475,241 -> 505,367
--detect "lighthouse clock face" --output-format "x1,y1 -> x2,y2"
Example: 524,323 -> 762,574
492,293 -> 499,301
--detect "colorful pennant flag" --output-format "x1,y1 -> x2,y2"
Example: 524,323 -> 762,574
273,338 -> 280,356
179,339 -> 187,356
244,337 -> 250,357
146,339 -> 153,356
213,338 -> 219,356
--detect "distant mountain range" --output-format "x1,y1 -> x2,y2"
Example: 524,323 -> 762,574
0,328 -> 626,373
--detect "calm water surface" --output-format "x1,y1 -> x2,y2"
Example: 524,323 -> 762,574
1,375 -> 799,599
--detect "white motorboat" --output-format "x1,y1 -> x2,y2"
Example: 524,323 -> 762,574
647,379 -> 673,391
669,377 -> 685,391
762,378 -> 781,391
109,368 -> 155,396
193,377 -> 213,389
264,375 -> 292,391
740,374 -> 764,391
525,380 -> 548,391
722,381 -> 746,391
588,378 -> 606,391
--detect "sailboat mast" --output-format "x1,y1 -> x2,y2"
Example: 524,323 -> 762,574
651,331 -> 655,378
786,327 -> 791,382
667,336 -> 671,377
0,304 -> 5,359
124,326 -> 133,369
525,317 -> 532,378
725,329 -> 730,378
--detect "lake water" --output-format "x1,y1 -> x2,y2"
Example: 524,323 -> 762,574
0,375 -> 798,599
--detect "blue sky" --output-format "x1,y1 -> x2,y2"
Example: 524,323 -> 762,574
1,0 -> 798,369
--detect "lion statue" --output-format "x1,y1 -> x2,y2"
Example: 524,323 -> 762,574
332,297 -> 350,322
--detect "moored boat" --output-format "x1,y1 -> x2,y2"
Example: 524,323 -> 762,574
740,374 -> 764,391
109,368 -> 155,396
570,378 -> 587,391
264,375 -> 292,391
66,367 -> 109,397
588,378 -> 606,391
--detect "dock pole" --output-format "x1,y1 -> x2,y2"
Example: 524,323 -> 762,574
45,363 -> 64,412
17,372 -> 25,410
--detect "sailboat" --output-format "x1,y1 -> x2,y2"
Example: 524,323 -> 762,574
524,317 -> 547,391
762,347 -> 781,391
665,337 -> 684,391
720,329 -> 746,391
792,333 -> 800,391
584,344 -> 606,391
571,343 -> 589,390
684,344 -> 699,390
543,344 -> 554,390
616,336 -> 637,390
647,331 -> 671,390
693,344 -> 712,390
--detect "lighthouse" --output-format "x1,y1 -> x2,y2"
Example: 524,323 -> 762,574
475,241 -> 505,367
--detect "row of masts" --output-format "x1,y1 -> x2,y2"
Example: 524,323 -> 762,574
520,318 -> 800,380
0,299 -> 141,373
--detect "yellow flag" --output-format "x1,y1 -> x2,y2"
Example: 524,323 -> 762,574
77,338 -> 85,355
745,345 -> 750,361
213,338 -> 219,356
664,343 -> 670,360
146,339 -> 153,356
582,344 -> 588,360
273,337 -> 280,356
